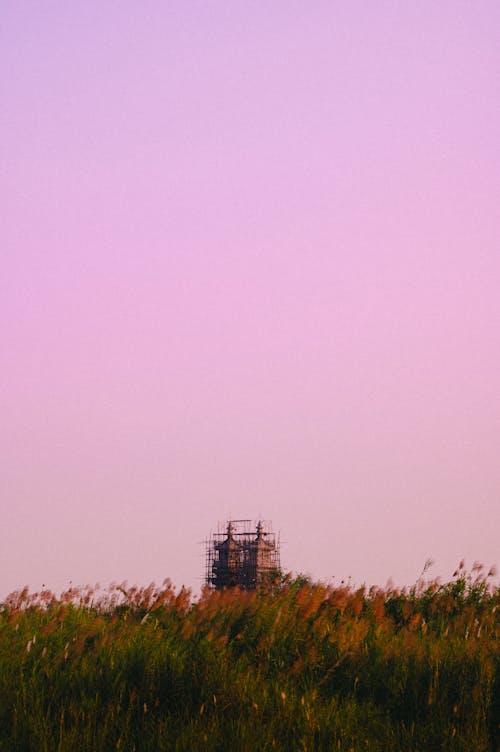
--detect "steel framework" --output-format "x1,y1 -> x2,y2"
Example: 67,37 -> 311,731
205,519 -> 280,590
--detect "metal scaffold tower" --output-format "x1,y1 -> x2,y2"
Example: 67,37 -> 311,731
205,519 -> 281,590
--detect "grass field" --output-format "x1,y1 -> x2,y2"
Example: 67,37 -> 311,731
1,565 -> 498,751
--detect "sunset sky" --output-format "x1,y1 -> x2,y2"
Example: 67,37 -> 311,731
2,2 -> 499,596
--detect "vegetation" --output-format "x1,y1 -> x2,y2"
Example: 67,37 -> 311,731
1,564 -> 499,751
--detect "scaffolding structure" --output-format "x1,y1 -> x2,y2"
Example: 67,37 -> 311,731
205,520 -> 281,590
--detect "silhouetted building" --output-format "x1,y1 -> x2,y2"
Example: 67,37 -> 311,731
206,520 -> 280,590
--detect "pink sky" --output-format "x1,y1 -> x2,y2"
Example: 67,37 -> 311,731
2,2 -> 499,596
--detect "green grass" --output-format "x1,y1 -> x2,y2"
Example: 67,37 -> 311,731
1,567 -> 498,751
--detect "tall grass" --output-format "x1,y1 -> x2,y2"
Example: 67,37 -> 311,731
1,567 -> 498,751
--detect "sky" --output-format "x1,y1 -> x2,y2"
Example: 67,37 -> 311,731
2,2 -> 499,597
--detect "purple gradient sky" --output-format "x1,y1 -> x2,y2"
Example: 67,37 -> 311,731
2,2 -> 499,596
